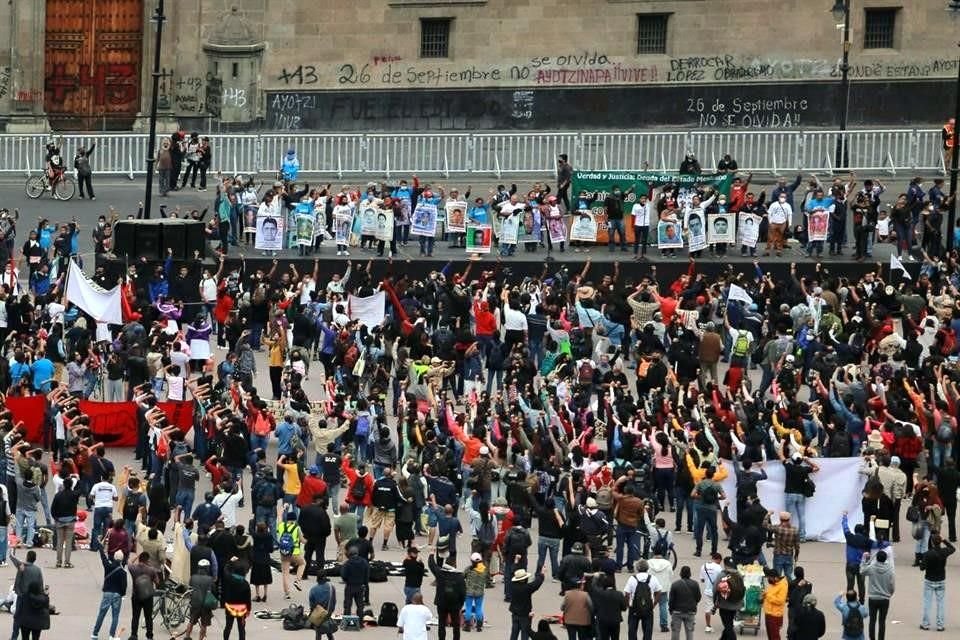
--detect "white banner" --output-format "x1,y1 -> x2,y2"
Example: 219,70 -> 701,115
728,283 -> 754,307
348,291 -> 386,328
65,259 -> 122,324
720,458 -> 866,543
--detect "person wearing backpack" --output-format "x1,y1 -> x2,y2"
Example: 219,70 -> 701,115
275,508 -> 305,600
713,558 -> 746,640
127,551 -> 160,640
624,559 -> 664,640
691,466 -> 725,557
589,571 -> 628,640
341,453 -> 374,522
502,523 -> 532,603
834,590 -> 868,640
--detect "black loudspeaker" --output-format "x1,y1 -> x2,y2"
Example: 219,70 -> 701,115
114,219 -> 205,261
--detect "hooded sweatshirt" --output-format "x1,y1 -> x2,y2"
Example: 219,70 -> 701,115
859,555 -> 895,601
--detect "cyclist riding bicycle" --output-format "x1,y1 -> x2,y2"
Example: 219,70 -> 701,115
45,139 -> 65,188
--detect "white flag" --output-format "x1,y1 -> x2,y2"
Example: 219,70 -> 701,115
65,259 -> 122,324
728,283 -> 754,306
348,290 -> 386,328
890,254 -> 912,279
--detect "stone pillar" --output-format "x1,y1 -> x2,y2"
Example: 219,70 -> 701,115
6,0 -> 49,132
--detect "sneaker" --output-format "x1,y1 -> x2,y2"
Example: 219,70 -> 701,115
344,251 -> 350,256
704,626 -> 713,633
90,196 -> 96,201
906,255 -> 916,262
284,593 -> 291,600
294,580 -> 302,591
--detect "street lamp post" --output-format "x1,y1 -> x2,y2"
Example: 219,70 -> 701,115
143,0 -> 166,220
832,0 -> 851,170
947,1 -> 960,251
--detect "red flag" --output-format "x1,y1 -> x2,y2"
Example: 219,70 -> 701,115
6,395 -> 47,442
157,400 -> 194,435
79,400 -> 140,447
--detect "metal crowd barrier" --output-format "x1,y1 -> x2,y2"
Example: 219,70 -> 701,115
0,129 -> 944,178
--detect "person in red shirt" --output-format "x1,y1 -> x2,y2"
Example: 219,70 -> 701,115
341,453 -> 374,521
296,466 -> 328,509
728,173 -> 753,212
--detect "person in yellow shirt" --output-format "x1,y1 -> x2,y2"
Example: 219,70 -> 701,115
278,451 -> 303,515
761,567 -> 788,640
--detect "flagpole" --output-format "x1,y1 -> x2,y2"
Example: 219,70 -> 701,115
61,255 -> 72,308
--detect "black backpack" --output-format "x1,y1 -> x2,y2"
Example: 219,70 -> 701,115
122,491 -> 142,522
843,604 -> 864,638
651,530 -> 670,557
351,478 -> 368,502
478,520 -> 497,546
281,604 -> 308,630
377,602 -> 399,627
369,560 -> 389,582
630,575 -> 654,616
700,483 -> 719,506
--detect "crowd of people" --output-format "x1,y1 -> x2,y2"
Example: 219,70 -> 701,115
0,168 -> 958,640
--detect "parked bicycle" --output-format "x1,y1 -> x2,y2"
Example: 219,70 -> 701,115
25,172 -> 76,200
152,579 -> 192,632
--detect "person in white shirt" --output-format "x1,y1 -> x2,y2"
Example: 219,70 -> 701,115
632,193 -> 654,259
699,552 -> 723,632
765,194 -> 793,256
624,559 -> 664,639
397,592 -> 434,640
212,483 -> 243,528
89,475 -> 119,552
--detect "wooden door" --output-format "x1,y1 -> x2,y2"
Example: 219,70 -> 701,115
44,0 -> 144,130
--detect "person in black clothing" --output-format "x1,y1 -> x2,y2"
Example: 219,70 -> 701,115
298,493 -> 332,578
935,459 -> 958,542
590,572 -> 627,640
786,566 -> 813,640
428,553 -> 466,640
793,593 -> 825,640
401,546 -> 426,604
369,465 -> 405,551
604,184 -> 634,253
668,565 -> 702,640
73,142 -> 97,200
198,137 -> 212,191
920,533 -> 954,631
557,154 -> 572,212
508,569 -> 545,640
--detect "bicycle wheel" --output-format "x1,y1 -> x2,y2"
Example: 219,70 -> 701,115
25,176 -> 45,199
54,176 -> 76,201
162,592 -> 190,630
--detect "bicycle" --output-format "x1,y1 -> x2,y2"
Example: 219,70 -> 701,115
25,172 -> 76,200
152,581 -> 192,632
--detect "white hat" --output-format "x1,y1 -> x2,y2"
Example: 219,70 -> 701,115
479,446 -> 490,455
512,569 -> 531,582
198,559 -> 211,567
586,497 -> 598,509
785,354 -> 795,363
470,552 -> 482,563
113,550 -> 125,562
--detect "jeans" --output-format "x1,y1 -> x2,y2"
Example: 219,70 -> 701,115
608,219 -> 627,250
772,553 -> 795,581
600,318 -> 625,347
615,524 -> 641,570
674,487 -> 693,531
403,585 -> 420,604
932,442 -> 953,470
868,598 -> 889,640
670,611 -> 695,640
343,585 -> 364,616
14,509 -> 36,548
250,434 -> 269,454
510,613 -> 531,640
657,595 -> 670,628
783,493 -> 807,540
566,626 -> 592,640
90,506 -> 113,551
805,240 -> 823,256
93,591 -> 123,637
464,594 -> 485,625
0,525 -> 6,561
653,468 -> 676,510
628,613 -> 654,640
921,579 -> 945,629
174,489 -> 195,517
131,596 -> 154,640
536,535 -> 561,578
915,520 -> 930,555
694,505 -> 718,555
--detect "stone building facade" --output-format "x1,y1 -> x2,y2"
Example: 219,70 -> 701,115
1,0 -> 958,131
